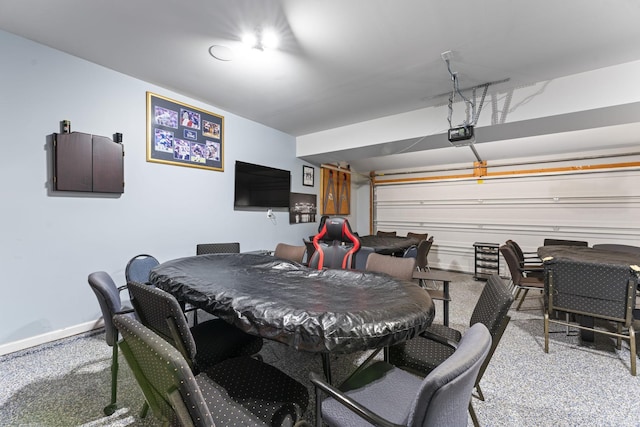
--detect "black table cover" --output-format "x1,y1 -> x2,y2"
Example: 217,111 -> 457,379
150,253 -> 434,353
538,245 -> 640,269
358,235 -> 421,255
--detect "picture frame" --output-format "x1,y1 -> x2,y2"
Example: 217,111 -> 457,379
303,165 -> 314,186
289,192 -> 318,224
320,167 -> 350,215
146,92 -> 224,172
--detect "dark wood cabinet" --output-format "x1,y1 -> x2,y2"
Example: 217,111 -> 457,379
53,132 -> 124,193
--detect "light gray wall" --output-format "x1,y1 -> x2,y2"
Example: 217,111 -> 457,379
0,30 -> 318,350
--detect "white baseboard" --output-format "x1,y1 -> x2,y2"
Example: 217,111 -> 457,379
0,320 -> 104,356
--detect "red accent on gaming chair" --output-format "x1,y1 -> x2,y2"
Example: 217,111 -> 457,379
309,217 -> 361,270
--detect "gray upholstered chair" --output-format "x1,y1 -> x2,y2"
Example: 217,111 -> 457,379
114,314 -> 309,426
125,254 -> 159,284
87,271 -> 135,416
310,323 -> 491,427
500,244 -> 544,310
196,242 -> 240,255
388,274 -> 513,426
127,281 -> 263,373
274,242 -> 306,264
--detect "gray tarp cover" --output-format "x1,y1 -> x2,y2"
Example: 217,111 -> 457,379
150,253 -> 434,353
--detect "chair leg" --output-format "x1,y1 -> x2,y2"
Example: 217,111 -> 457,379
469,400 -> 480,427
474,383 -> 485,402
321,353 -> 332,385
616,323 -> 622,350
515,289 -> 529,310
630,324 -> 636,376
544,312 -> 550,353
315,384 -> 323,427
140,401 -> 150,418
103,343 -> 119,416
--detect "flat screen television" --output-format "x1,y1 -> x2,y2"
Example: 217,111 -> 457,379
234,161 -> 291,210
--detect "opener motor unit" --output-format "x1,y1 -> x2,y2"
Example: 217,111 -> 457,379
448,125 -> 474,142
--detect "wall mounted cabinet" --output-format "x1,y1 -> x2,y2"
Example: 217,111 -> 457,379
53,132 -> 124,193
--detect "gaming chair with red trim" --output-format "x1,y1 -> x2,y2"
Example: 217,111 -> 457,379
309,217 -> 361,270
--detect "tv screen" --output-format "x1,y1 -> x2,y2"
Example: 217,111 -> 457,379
234,161 -> 291,209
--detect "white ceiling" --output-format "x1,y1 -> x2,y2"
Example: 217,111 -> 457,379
2,0 -> 640,172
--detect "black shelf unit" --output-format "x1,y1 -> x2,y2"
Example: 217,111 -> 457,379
473,242 -> 500,280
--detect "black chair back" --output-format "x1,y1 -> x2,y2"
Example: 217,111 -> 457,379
196,242 -> 240,255
125,254 -> 159,283
113,314 -> 221,427
543,238 -> 588,247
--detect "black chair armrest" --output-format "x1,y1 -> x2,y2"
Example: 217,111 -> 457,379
518,266 -> 544,273
419,329 -> 460,350
309,372 -> 403,427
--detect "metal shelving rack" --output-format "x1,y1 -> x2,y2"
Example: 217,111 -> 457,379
473,242 -> 500,280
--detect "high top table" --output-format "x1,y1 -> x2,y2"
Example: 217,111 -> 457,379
149,253 -> 435,383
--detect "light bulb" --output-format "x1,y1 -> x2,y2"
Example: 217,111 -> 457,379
261,29 -> 279,49
242,33 -> 258,49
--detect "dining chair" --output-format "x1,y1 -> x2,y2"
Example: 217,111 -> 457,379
124,254 -> 159,284
310,323 -> 492,427
365,252 -> 415,280
388,274 -> 513,426
376,230 -> 397,237
302,239 -> 316,266
113,314 -> 309,426
274,242 -> 306,263
365,252 -> 451,330
500,244 -> 545,310
406,232 -> 428,242
543,257 -> 638,376
87,271 -> 135,416
127,281 -> 263,373
505,240 -> 543,280
196,242 -> 240,255
125,252 -> 200,325
415,236 -> 434,272
505,240 -> 541,265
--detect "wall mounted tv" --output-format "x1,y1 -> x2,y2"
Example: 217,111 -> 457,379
234,161 -> 291,210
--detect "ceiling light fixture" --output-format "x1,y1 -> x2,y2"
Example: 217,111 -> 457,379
242,27 -> 279,51
209,45 -> 235,61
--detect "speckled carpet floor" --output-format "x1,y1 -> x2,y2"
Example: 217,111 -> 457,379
2,272 -> 639,426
